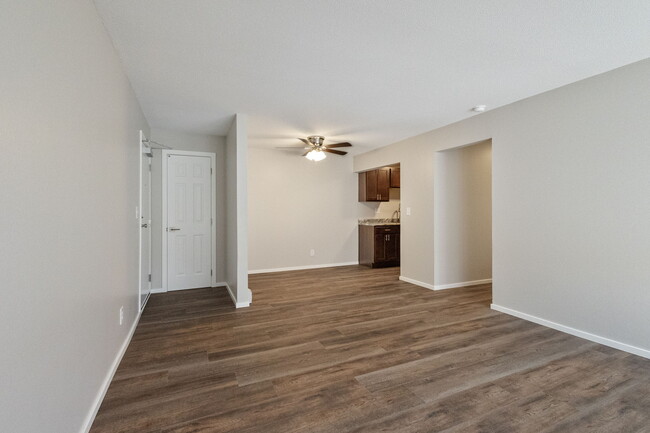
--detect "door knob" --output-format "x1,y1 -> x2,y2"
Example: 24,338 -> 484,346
168,227 -> 181,231
141,223 -> 149,228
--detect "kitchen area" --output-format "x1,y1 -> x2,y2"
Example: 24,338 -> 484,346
358,164 -> 401,268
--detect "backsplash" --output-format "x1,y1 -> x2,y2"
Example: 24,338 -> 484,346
374,187 -> 400,219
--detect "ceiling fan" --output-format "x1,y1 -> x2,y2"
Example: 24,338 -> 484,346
278,136 -> 352,161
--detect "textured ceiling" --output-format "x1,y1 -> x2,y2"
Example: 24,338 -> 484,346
94,0 -> 650,151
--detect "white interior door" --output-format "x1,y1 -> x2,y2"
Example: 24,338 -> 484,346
167,154 -> 212,290
139,143 -> 152,310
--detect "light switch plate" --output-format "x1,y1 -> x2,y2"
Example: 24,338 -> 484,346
406,207 -> 411,216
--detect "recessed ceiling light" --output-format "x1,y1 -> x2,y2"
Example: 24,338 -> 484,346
472,105 -> 487,112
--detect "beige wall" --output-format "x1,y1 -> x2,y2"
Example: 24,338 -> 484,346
354,59 -> 650,355
248,148 -> 375,272
434,141 -> 492,286
149,129 -> 227,287
0,1 -> 150,432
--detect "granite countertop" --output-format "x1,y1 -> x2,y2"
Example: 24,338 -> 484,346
358,218 -> 400,226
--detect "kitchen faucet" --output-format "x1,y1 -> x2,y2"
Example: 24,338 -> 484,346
392,205 -> 401,222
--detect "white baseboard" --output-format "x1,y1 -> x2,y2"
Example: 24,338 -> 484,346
399,276 -> 436,291
80,309 -> 142,433
249,261 -> 358,274
491,304 -> 650,360
433,278 -> 492,291
149,287 -> 165,294
399,276 -> 492,291
224,282 -> 250,308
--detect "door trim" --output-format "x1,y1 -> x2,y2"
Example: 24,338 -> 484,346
162,150 -> 217,292
138,130 -> 152,311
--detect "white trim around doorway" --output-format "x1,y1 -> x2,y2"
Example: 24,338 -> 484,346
138,130 -> 152,311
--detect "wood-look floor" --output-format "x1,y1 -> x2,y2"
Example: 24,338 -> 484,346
91,266 -> 650,433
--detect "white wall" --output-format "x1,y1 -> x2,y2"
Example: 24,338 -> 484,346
225,115 -> 252,306
434,141 -> 492,287
0,1 -> 149,432
148,129 -> 227,288
248,148 -> 375,272
354,58 -> 650,356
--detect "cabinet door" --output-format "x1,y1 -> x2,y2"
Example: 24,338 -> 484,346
366,170 -> 379,201
395,233 -> 400,261
377,168 -> 390,201
385,233 -> 399,261
359,170 -> 378,201
374,234 -> 387,261
359,168 -> 390,202
390,168 -> 400,188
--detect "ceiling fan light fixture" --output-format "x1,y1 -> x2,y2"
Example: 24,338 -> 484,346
305,149 -> 326,161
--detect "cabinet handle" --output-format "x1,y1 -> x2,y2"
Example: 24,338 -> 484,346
387,234 -> 390,241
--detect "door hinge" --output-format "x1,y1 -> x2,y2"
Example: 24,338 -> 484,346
211,270 -> 213,276
148,274 -> 151,282
148,163 -> 152,172
210,167 -> 213,174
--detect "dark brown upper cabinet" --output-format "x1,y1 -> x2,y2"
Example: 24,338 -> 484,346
359,168 -> 390,202
390,167 -> 400,188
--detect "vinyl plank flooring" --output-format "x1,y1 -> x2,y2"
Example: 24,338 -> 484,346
541,380 -> 650,433
347,382 -> 517,433
90,266 -> 650,433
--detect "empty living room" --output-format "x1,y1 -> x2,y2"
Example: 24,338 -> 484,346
2,1 -> 649,433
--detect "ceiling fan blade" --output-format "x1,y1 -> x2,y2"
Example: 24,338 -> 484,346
325,142 -> 352,148
298,138 -> 311,146
276,146 -> 311,149
302,151 -> 311,157
323,148 -> 347,156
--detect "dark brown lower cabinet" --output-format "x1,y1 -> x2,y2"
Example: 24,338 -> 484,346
359,225 -> 400,268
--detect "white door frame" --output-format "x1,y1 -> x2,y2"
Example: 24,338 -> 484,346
138,130 -> 152,311
162,149 -> 217,292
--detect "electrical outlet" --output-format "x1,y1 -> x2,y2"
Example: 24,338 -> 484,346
119,306 -> 124,325
310,249 -> 315,257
